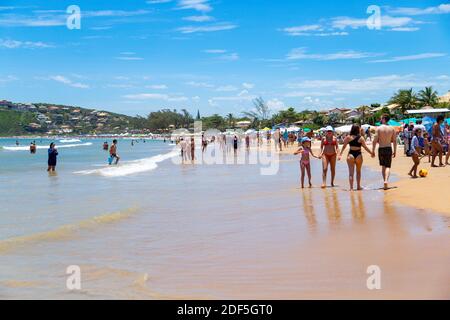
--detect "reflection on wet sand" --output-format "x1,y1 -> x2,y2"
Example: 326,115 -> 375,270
301,189 -> 316,229
323,188 -> 342,225
350,191 -> 366,222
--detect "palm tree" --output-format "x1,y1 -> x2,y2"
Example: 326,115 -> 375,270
227,113 -> 235,128
388,89 -> 418,115
357,105 -> 371,123
242,97 -> 270,121
418,86 -> 439,108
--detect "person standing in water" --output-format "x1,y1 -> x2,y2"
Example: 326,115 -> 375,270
294,137 -> 319,188
339,124 -> 374,191
109,139 -> 120,165
372,114 -> 397,190
47,143 -> 58,172
190,136 -> 195,161
319,126 -> 339,188
30,141 -> 36,154
233,135 -> 239,155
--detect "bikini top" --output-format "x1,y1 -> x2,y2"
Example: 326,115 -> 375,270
323,137 -> 337,146
349,135 -> 362,148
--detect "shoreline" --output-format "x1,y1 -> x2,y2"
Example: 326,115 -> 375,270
276,142 -> 450,217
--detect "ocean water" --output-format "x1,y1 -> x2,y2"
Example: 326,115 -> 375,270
0,138 -> 449,299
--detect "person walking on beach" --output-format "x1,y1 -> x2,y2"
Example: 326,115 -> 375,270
408,128 -> 425,178
179,138 -> 187,162
109,139 -> 120,165
319,126 -> 339,188
445,122 -> 450,165
371,114 -> 397,190
245,134 -> 250,150
294,137 -> 319,188
339,124 -> 374,191
431,115 -> 445,167
47,143 -> 58,172
233,135 -> 239,155
103,141 -> 109,151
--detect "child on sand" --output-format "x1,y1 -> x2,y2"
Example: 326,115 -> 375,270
408,128 -> 425,178
294,137 -> 319,188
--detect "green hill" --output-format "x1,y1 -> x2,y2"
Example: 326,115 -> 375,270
0,109 -> 37,136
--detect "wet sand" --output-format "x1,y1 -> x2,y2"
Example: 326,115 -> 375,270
279,141 -> 450,216
1,142 -> 449,299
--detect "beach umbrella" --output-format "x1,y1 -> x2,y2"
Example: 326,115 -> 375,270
261,127 -> 271,131
287,126 -> 300,132
335,125 -> 353,133
387,120 -> 402,126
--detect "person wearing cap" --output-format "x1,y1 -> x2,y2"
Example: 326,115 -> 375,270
319,126 -> 339,188
294,137 -> 319,188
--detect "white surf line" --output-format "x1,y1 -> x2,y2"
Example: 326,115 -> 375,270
2,142 -> 93,151
75,150 -> 179,177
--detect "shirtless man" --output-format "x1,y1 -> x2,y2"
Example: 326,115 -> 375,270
372,114 -> 397,190
431,115 -> 445,167
109,139 -> 120,165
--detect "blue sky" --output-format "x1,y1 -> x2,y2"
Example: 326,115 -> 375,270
0,0 -> 449,116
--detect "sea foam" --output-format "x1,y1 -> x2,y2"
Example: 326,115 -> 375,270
2,142 -> 92,151
75,150 -> 178,177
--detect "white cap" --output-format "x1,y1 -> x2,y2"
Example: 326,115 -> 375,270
325,126 -> 334,132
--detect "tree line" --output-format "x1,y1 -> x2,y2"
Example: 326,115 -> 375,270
130,86 -> 449,132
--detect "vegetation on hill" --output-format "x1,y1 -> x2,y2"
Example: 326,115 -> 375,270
0,109 -> 37,136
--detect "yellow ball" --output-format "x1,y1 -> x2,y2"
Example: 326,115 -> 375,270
419,169 -> 428,178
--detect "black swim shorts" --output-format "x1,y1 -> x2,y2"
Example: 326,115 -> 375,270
378,147 -> 393,168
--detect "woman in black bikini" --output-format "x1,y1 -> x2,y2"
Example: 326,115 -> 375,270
339,124 -> 374,191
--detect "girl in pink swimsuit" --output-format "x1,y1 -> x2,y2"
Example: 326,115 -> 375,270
294,137 -> 319,188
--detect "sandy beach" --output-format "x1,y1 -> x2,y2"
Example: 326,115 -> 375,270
278,141 -> 450,217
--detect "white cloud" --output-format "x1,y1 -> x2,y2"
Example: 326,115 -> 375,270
242,82 -> 255,89
186,81 -> 214,88
369,53 -> 447,63
0,10 -> 150,27
216,85 -> 238,92
218,52 -> 239,61
146,84 -> 168,89
204,49 -> 227,54
147,0 -> 172,4
286,48 -> 380,61
177,0 -> 212,13
267,99 -> 285,111
183,15 -> 213,22
177,23 -> 237,33
386,4 -> 450,16
285,74 -> 450,94
123,93 -> 188,102
116,56 -> 144,61
0,39 -> 53,48
50,75 -> 89,89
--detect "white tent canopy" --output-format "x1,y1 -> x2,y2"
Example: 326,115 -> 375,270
334,125 -> 353,133
406,108 -> 449,115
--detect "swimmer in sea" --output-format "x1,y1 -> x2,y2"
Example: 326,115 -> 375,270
109,139 -> 120,165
